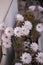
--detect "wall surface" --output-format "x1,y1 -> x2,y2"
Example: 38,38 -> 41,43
4,0 -> 18,27
0,0 -> 12,22
0,0 -> 18,27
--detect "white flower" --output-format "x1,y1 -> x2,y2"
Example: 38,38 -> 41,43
0,23 -> 6,31
23,41 -> 30,47
36,52 -> 43,63
29,5 -> 36,11
30,42 -> 39,52
16,14 -> 24,22
22,26 -> 30,36
21,52 -> 32,64
14,27 -> 22,37
5,27 -> 14,37
24,48 -> 28,51
24,21 -> 32,30
15,63 -> 22,65
23,41 -> 30,51
3,40 -> 12,48
38,6 -> 43,11
29,5 -> 43,12
2,34 -> 11,42
36,23 -> 43,33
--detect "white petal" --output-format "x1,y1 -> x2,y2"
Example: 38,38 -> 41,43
3,41 -> 12,48
21,52 -> 32,64
24,21 -> 32,30
36,52 -> 43,63
38,6 -> 43,11
5,27 -> 14,37
0,23 -> 6,30
16,14 -> 24,22
22,26 -> 30,36
14,27 -> 22,37
29,5 -> 36,11
2,34 -> 11,42
15,63 -> 22,65
36,23 -> 43,33
30,42 -> 39,52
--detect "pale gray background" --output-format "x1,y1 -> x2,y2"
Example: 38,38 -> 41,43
0,0 -> 43,65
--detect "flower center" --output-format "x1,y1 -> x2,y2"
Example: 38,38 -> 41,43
6,42 -> 8,44
33,45 -> 35,48
23,29 -> 26,32
38,26 -> 40,28
2,26 -> 5,28
17,31 -> 19,33
24,57 -> 27,59
5,36 -> 8,38
39,56 -> 43,59
8,31 -> 11,33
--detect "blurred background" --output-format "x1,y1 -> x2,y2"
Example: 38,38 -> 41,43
0,0 -> 43,65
